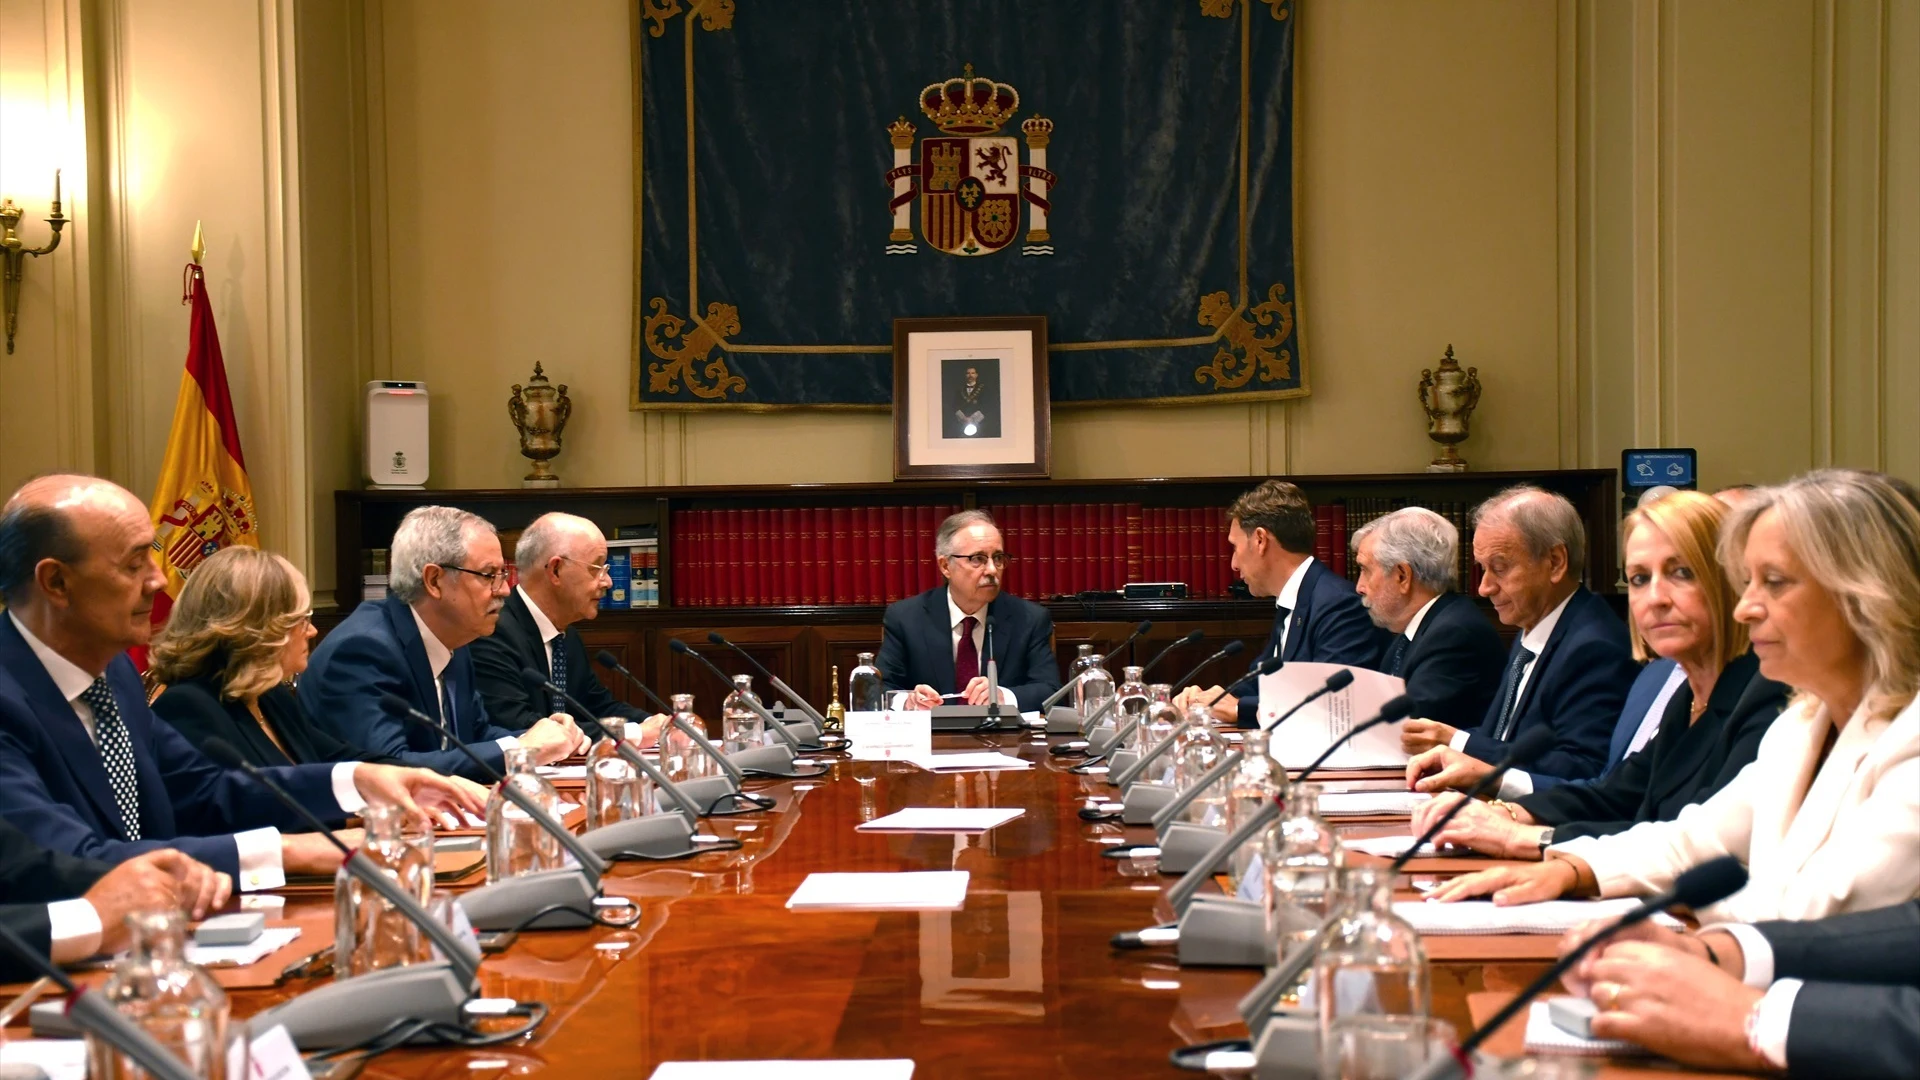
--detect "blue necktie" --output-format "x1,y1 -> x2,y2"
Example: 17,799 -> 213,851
439,675 -> 457,748
1490,645 -> 1536,741
1383,636 -> 1410,677
549,637 -> 569,713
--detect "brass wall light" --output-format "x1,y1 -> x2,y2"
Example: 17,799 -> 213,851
0,169 -> 69,354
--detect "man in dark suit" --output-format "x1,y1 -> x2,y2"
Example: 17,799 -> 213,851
1350,506 -> 1505,731
1404,485 -> 1639,795
877,510 -> 1061,712
0,818 -> 229,980
470,512 -> 667,744
1568,900 -> 1920,1077
0,476 -> 483,892
305,505 -> 583,781
1178,480 -> 1384,727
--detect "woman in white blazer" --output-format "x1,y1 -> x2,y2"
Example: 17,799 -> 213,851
1430,469 -> 1920,923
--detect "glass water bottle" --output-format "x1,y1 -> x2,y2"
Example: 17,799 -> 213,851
664,692 -> 714,780
1172,708 -> 1226,826
1264,784 -> 1347,980
1113,665 -> 1150,754
1069,643 -> 1095,678
91,910 -> 242,1080
1076,653 -> 1116,725
848,651 -> 884,712
485,746 -> 564,884
585,721 -> 653,826
1313,867 -> 1431,1077
335,802 -> 433,977
721,674 -> 764,752
1223,730 -> 1289,892
1140,684 -> 1180,784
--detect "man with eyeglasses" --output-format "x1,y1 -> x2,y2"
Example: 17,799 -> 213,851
305,505 -> 584,781
877,510 -> 1062,712
470,512 -> 668,747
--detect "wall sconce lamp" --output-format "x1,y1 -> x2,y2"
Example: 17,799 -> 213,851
0,169 -> 69,354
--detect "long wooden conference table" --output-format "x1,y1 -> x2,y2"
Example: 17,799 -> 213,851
17,731 -> 1742,1078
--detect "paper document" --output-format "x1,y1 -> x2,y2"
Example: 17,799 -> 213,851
537,764 -> 588,780
1394,898 -> 1683,936
0,1039 -> 85,1080
1260,663 -> 1412,769
1524,1000 -> 1645,1056
1343,834 -> 1470,859
650,1061 -> 914,1080
904,752 -> 1030,773
857,807 -> 1025,832
844,711 -> 934,762
787,871 -> 969,911
185,925 -> 300,967
1319,791 -> 1431,817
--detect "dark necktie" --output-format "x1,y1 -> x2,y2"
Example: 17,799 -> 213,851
1383,636 -> 1410,677
549,637 -> 569,713
438,675 -> 457,748
79,677 -> 141,840
1490,645 -> 1537,741
954,615 -> 980,688
1272,606 -> 1293,661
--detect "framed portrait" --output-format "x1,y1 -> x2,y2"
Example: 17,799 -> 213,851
893,316 -> 1051,480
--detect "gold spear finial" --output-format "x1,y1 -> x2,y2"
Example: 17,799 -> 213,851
190,220 -> 205,265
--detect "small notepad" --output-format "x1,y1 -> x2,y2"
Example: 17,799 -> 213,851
650,1062 -> 914,1080
1394,898 -> 1683,935
1319,791 -> 1431,816
184,926 -> 300,967
856,807 -> 1025,832
904,752 -> 1031,772
1523,1000 -> 1646,1056
786,871 -> 969,911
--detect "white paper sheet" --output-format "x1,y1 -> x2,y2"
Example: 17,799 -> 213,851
844,711 -> 934,761
1319,791 -> 1431,817
856,807 -> 1025,832
1393,898 -> 1684,935
537,764 -> 588,780
903,752 -> 1031,773
1343,834 -> 1470,859
786,871 -> 969,911
1259,663 -> 1412,769
650,1061 -> 914,1080
0,1039 -> 86,1080
185,925 -> 300,967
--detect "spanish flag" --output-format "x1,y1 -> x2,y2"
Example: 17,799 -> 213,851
146,255 -> 259,635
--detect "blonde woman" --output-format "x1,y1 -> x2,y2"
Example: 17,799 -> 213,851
1410,490 -> 1789,858
150,547 -> 393,768
1430,469 -> 1920,923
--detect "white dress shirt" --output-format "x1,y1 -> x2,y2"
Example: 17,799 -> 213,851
410,606 -> 520,754
1448,588 -> 1576,799
1400,594 -> 1441,642
517,587 -> 607,747
1272,556 -> 1315,657
945,590 -> 1015,707
7,612 -> 364,895
1699,920 -> 1794,1068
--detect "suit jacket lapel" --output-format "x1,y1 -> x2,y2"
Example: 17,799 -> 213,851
928,588 -> 956,691
1281,563 -> 1319,663
501,591 -> 545,677
1511,587 -> 1586,721
0,620 -> 133,839
384,597 -> 442,724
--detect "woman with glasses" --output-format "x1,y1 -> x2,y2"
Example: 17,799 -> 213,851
149,547 -> 398,768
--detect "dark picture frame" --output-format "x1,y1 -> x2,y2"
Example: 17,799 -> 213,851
892,315 -> 1051,480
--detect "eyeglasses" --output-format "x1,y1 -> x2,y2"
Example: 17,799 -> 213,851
946,551 -> 1009,570
558,555 -> 611,578
441,564 -> 511,589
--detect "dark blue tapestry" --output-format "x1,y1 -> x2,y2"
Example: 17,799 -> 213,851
633,0 -> 1302,409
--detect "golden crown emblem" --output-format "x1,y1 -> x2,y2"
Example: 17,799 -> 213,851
919,63 -> 1020,135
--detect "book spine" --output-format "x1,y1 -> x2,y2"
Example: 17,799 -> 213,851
1125,502 -> 1143,585
852,507 -> 872,605
1332,502 -> 1350,579
780,507 -> 799,605
830,506 -> 851,605
1034,503 -> 1055,599
878,506 -> 899,603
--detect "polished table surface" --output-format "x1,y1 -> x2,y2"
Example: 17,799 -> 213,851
209,733 -> 1691,1078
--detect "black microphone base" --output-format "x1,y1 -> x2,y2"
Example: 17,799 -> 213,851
1156,821 -> 1227,874
582,813 -> 699,858
1121,782 -> 1176,824
457,868 -> 598,930
928,704 -> 1016,731
1176,896 -> 1273,967
250,960 -> 470,1051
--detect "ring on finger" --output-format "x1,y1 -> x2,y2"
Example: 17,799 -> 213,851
1595,981 -> 1620,1011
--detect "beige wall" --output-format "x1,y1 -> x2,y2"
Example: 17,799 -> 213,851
0,0 -> 1913,603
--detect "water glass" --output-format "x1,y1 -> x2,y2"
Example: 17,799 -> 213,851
1322,1016 -> 1457,1080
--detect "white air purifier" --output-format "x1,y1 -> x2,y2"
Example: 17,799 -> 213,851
365,381 -> 430,489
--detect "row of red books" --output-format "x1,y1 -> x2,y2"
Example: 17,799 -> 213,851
977,504 -> 1236,599
670,506 -> 962,607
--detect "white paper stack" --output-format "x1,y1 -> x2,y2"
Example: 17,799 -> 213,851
185,926 -> 301,967
843,711 -> 934,761
786,871 -> 970,911
1393,898 -> 1683,935
1258,663 -> 1412,769
1523,1000 -> 1646,1056
1342,834 -> 1469,859
650,1062 -> 914,1080
1319,791 -> 1431,817
903,752 -> 1030,773
856,807 -> 1025,832
0,1040 -> 85,1080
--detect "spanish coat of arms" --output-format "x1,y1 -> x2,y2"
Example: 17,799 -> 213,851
884,64 -> 1057,257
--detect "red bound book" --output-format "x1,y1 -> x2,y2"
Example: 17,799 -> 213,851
1033,504 -> 1055,598
851,507 -> 872,605
715,509 -> 735,607
1126,503 -> 1144,584
1313,506 -> 1334,570
1331,503 -> 1349,578
812,507 -> 831,604
1192,508 -> 1209,598
1097,503 -> 1115,590
1061,504 -> 1081,594
1106,503 -> 1123,590
779,508 -> 799,605
795,508 -> 815,605
921,505 -> 939,593
828,507 -> 851,604
1212,507 -> 1229,598
878,506 -> 900,602
761,508 -> 779,606
684,510 -> 702,607
669,510 -> 687,607
740,509 -> 760,607
1153,507 -> 1168,583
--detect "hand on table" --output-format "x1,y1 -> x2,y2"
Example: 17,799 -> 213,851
902,685 -> 942,710
353,762 -> 489,823
79,850 -> 233,956
281,829 -> 363,877
962,676 -> 997,706
1560,918 -> 1714,996
1585,941 -> 1768,1071
1408,793 -> 1541,858
1423,859 -> 1577,905
1405,746 -> 1495,793
1399,718 -> 1458,754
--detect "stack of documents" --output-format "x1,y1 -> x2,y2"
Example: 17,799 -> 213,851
650,1062 -> 915,1080
903,752 -> 1030,772
856,807 -> 1025,832
1342,834 -> 1467,859
1259,663 -> 1412,769
786,871 -> 969,911
1320,791 -> 1431,817
1393,898 -> 1682,935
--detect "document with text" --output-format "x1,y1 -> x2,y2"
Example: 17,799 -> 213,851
1258,663 -> 1411,769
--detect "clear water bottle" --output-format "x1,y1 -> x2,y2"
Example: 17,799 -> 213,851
1076,653 -> 1116,726
663,692 -> 714,780
1114,665 -> 1149,754
1223,730 -> 1289,892
722,674 -> 764,752
1313,867 -> 1431,1077
849,651 -> 884,712
1141,684 -> 1180,784
1069,643 -> 1095,678
585,721 -> 653,827
91,910 -> 243,1079
1175,711 -> 1226,826
334,801 -> 432,977
1264,783 -> 1346,991
485,746 -> 563,884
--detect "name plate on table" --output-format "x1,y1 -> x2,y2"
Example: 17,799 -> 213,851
1258,663 -> 1411,770
843,711 -> 933,761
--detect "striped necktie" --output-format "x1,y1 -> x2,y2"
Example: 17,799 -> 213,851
1490,645 -> 1537,741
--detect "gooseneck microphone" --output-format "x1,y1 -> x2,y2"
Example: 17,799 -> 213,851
1042,620 -> 1156,711
668,638 -> 810,758
706,631 -> 840,747
201,738 -> 484,1049
0,922 -> 199,1080
1261,667 -> 1356,730
593,650 -> 676,714
1387,724 -> 1556,875
1141,629 -> 1206,681
379,694 -> 607,886
1407,856 -> 1752,1080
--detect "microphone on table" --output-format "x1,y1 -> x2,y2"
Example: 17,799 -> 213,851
706,631 -> 841,749
981,614 -> 1005,728
1387,724 -> 1557,876
668,638 -> 823,775
1142,629 -> 1205,680
1043,619 -> 1156,710
1106,641 -> 1247,790
377,694 -> 605,930
1405,855 -> 1752,1080
1257,667 -> 1355,731
200,738 -> 483,1049
1052,628 -> 1198,739
0,923 -> 199,1080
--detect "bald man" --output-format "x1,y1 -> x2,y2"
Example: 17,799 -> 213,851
0,475 -> 483,892
469,513 -> 667,746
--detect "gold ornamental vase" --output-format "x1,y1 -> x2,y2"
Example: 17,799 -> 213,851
1418,345 -> 1481,473
508,362 -> 572,488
